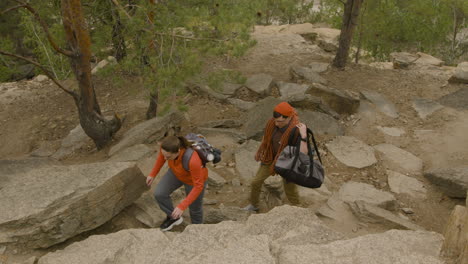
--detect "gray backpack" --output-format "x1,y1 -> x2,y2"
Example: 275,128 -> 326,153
182,133 -> 222,171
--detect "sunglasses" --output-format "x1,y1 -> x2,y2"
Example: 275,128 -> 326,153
273,111 -> 289,119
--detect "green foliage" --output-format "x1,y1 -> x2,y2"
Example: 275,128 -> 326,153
319,0 -> 468,63
19,4 -> 71,79
89,0 -> 260,112
256,0 -> 315,25
0,37 -> 16,81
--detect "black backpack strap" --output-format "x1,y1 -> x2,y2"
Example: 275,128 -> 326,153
182,148 -> 194,171
306,128 -> 322,164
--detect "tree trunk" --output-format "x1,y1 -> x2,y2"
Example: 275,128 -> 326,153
332,0 -> 363,69
146,91 -> 158,119
61,0 -> 121,149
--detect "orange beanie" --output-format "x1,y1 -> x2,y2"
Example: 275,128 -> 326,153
274,102 -> 295,116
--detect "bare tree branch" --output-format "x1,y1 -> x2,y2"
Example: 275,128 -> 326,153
0,50 -> 77,97
9,0 -> 75,57
153,31 -> 229,42
1,4 -> 25,14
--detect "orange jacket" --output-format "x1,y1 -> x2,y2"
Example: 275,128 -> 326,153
148,148 -> 208,211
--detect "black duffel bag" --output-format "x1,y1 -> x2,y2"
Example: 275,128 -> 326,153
274,127 -> 324,188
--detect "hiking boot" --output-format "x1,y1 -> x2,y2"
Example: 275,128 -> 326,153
242,204 -> 259,212
160,216 -> 183,231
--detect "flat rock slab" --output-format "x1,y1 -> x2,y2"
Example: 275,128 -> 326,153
38,229 -> 169,264
290,65 -> 328,84
376,126 -> 405,137
308,62 -> 330,73
107,144 -> 154,162
349,201 -> 425,231
438,87 -> 468,110
442,205 -> 468,263
412,98 -> 443,119
360,90 -> 399,118
414,52 -> 444,66
0,162 -> 147,248
374,144 -> 423,174
299,110 -> 344,136
278,230 -> 444,264
424,166 -> 468,198
326,136 -> 377,168
307,83 -> 360,115
387,170 -> 427,199
338,181 -> 397,211
245,73 -> 274,96
277,81 -> 309,99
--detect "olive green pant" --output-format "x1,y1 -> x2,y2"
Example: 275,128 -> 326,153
249,163 -> 300,208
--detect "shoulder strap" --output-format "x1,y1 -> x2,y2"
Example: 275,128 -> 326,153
287,126 -> 299,145
307,128 -> 322,164
182,148 -> 194,171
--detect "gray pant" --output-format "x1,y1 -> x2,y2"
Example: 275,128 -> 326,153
154,169 -> 206,224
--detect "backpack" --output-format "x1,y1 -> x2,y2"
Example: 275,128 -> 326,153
274,127 -> 324,188
182,133 -> 222,171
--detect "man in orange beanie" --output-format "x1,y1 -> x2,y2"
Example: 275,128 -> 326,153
243,102 -> 309,212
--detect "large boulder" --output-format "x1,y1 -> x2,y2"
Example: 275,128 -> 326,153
290,65 -> 328,84
441,205 -> 468,264
414,52 -> 444,66
448,61 -> 468,84
0,162 -> 147,248
245,73 -> 274,97
390,52 -> 419,69
374,144 -> 423,174
277,81 -> 309,99
37,229 -> 169,264
52,124 -> 91,160
307,83 -> 360,115
235,140 -> 261,183
424,166 -> 468,198
298,110 -> 344,136
109,111 -> 187,156
278,229 -> 444,264
243,97 -> 282,140
159,221 -> 274,264
31,204 -> 447,263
